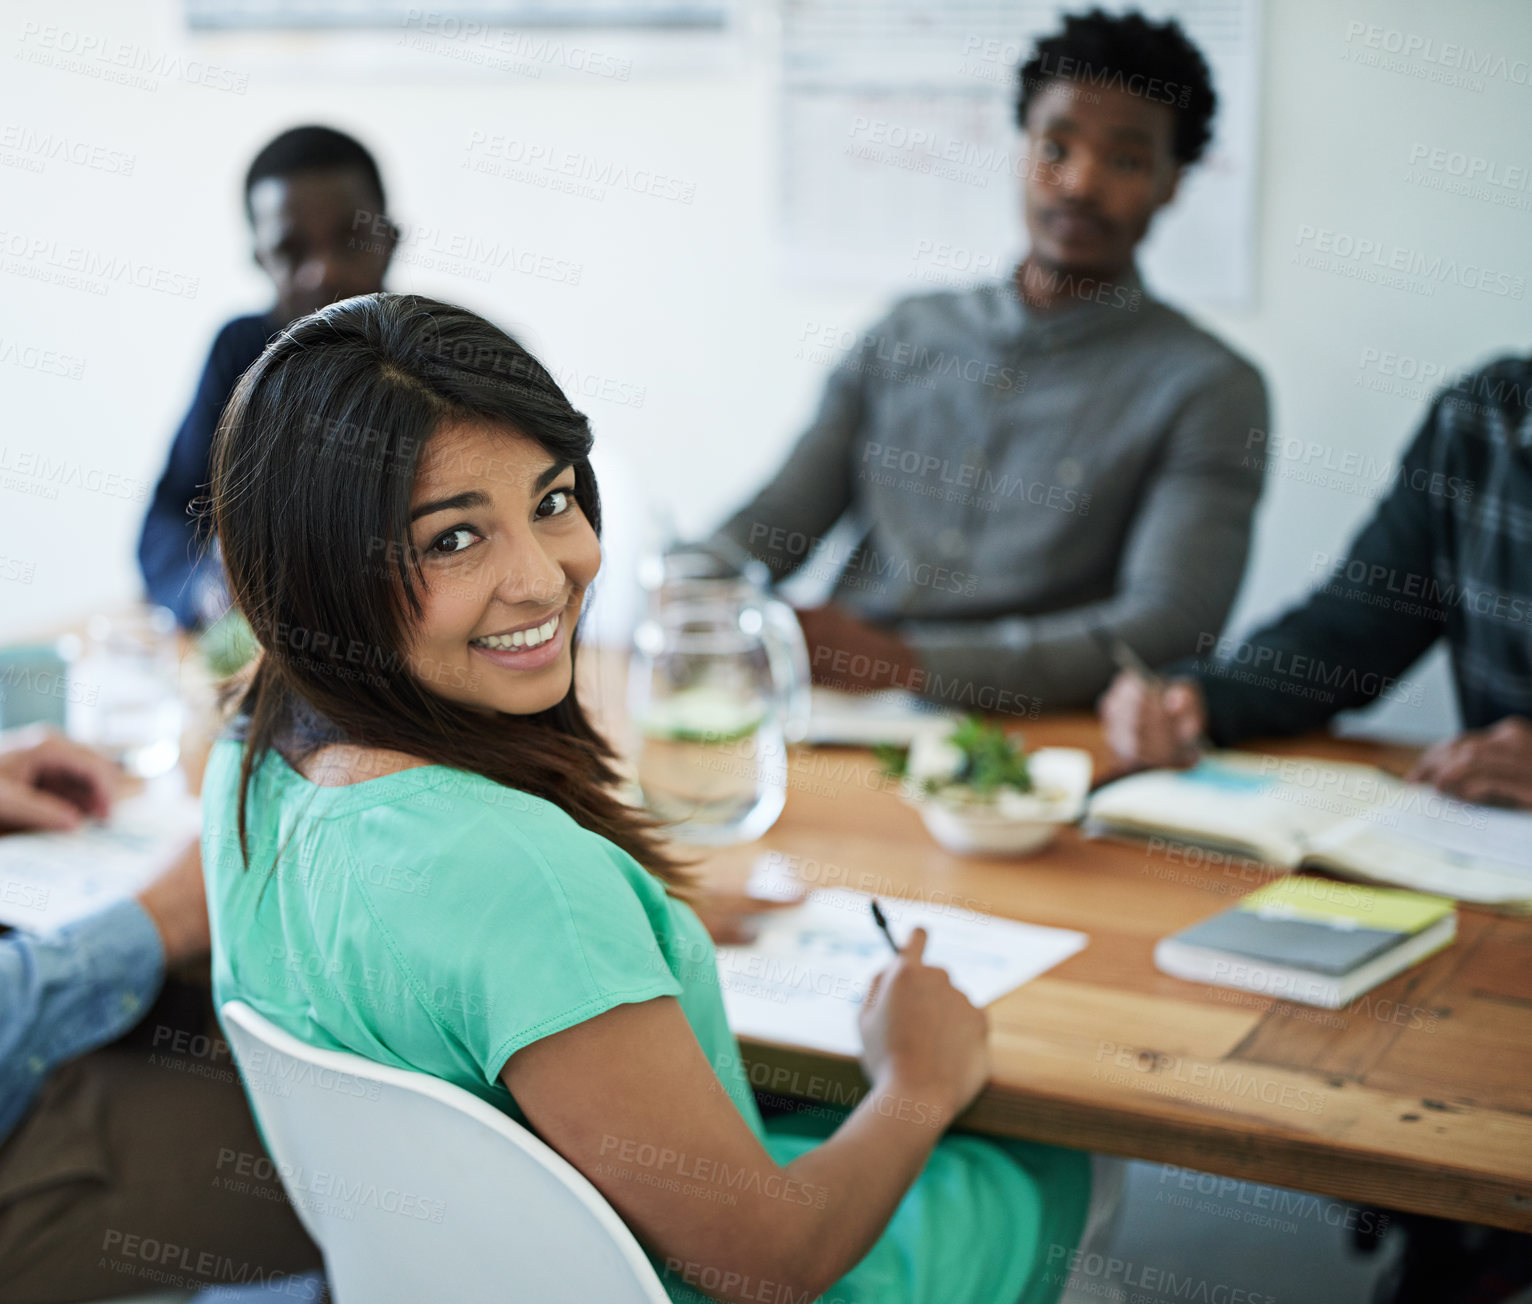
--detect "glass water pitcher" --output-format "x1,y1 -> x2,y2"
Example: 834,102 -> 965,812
628,543 -> 810,844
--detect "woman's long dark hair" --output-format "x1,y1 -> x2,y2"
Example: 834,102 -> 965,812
210,292 -> 687,888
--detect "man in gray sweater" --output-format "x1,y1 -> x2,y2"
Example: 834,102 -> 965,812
718,10 -> 1268,712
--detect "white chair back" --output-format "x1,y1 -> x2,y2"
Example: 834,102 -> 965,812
221,1000 -> 671,1304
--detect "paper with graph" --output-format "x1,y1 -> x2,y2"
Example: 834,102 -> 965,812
715,885 -> 1087,1055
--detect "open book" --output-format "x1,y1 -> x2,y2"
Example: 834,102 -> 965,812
1086,752 -> 1532,910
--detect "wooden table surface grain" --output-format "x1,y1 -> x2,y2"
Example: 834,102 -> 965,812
592,686 -> 1532,1235
150,643 -> 1532,1232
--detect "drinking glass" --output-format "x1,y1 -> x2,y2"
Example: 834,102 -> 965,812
62,607 -> 184,778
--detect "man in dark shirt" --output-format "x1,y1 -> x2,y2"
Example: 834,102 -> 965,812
1101,356 -> 1532,808
716,10 -> 1268,710
139,125 -> 396,627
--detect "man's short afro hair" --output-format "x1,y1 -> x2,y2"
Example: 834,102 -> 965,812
1015,8 -> 1217,166
244,125 -> 387,222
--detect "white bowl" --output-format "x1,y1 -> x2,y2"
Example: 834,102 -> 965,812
902,746 -> 1094,857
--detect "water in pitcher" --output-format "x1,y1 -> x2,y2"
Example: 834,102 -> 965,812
630,599 -> 789,845
636,685 -> 787,844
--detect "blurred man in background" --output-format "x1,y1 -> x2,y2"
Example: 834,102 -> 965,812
717,9 -> 1267,712
1101,354 -> 1532,809
139,125 -> 396,628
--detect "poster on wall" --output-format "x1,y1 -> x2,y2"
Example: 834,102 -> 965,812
186,0 -> 732,27
779,0 -> 1261,308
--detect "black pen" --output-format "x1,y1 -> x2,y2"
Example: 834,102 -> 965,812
1093,629 -> 1210,759
1090,628 -> 1163,688
870,899 -> 901,954
1110,636 -> 1164,689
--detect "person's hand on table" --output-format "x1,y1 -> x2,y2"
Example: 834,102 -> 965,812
795,604 -> 920,694
135,838 -> 211,966
691,884 -> 806,945
1406,716 -> 1532,808
1099,670 -> 1207,769
0,727 -> 119,833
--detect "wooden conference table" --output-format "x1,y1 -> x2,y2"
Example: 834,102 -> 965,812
135,641 -> 1532,1235
586,688 -> 1532,1235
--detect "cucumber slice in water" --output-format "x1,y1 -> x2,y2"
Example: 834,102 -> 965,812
640,686 -> 770,743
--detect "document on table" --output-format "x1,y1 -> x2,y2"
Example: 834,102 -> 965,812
715,886 -> 1088,1056
805,687 -> 958,746
0,788 -> 202,931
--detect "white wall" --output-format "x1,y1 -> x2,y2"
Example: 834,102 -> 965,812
3,0 -> 1528,741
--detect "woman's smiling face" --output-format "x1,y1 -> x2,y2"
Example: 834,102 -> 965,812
402,420 -> 601,715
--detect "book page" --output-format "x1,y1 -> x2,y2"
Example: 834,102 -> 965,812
1086,753 -> 1389,867
1094,754 -> 1532,907
1384,802 -> 1532,875
1306,794 -> 1532,907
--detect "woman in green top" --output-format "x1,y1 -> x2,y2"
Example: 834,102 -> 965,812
202,293 -> 1091,1304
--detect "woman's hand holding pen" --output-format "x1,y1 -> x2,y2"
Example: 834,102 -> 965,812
1099,671 -> 1209,769
858,926 -> 990,1124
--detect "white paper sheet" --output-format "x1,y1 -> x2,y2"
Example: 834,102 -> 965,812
805,687 -> 958,746
0,788 -> 202,932
716,885 -> 1087,1055
1378,802 -> 1532,877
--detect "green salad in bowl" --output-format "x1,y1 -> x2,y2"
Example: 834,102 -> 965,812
879,717 -> 1092,856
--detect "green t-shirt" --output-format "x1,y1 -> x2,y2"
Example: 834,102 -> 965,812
203,738 -> 1088,1304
